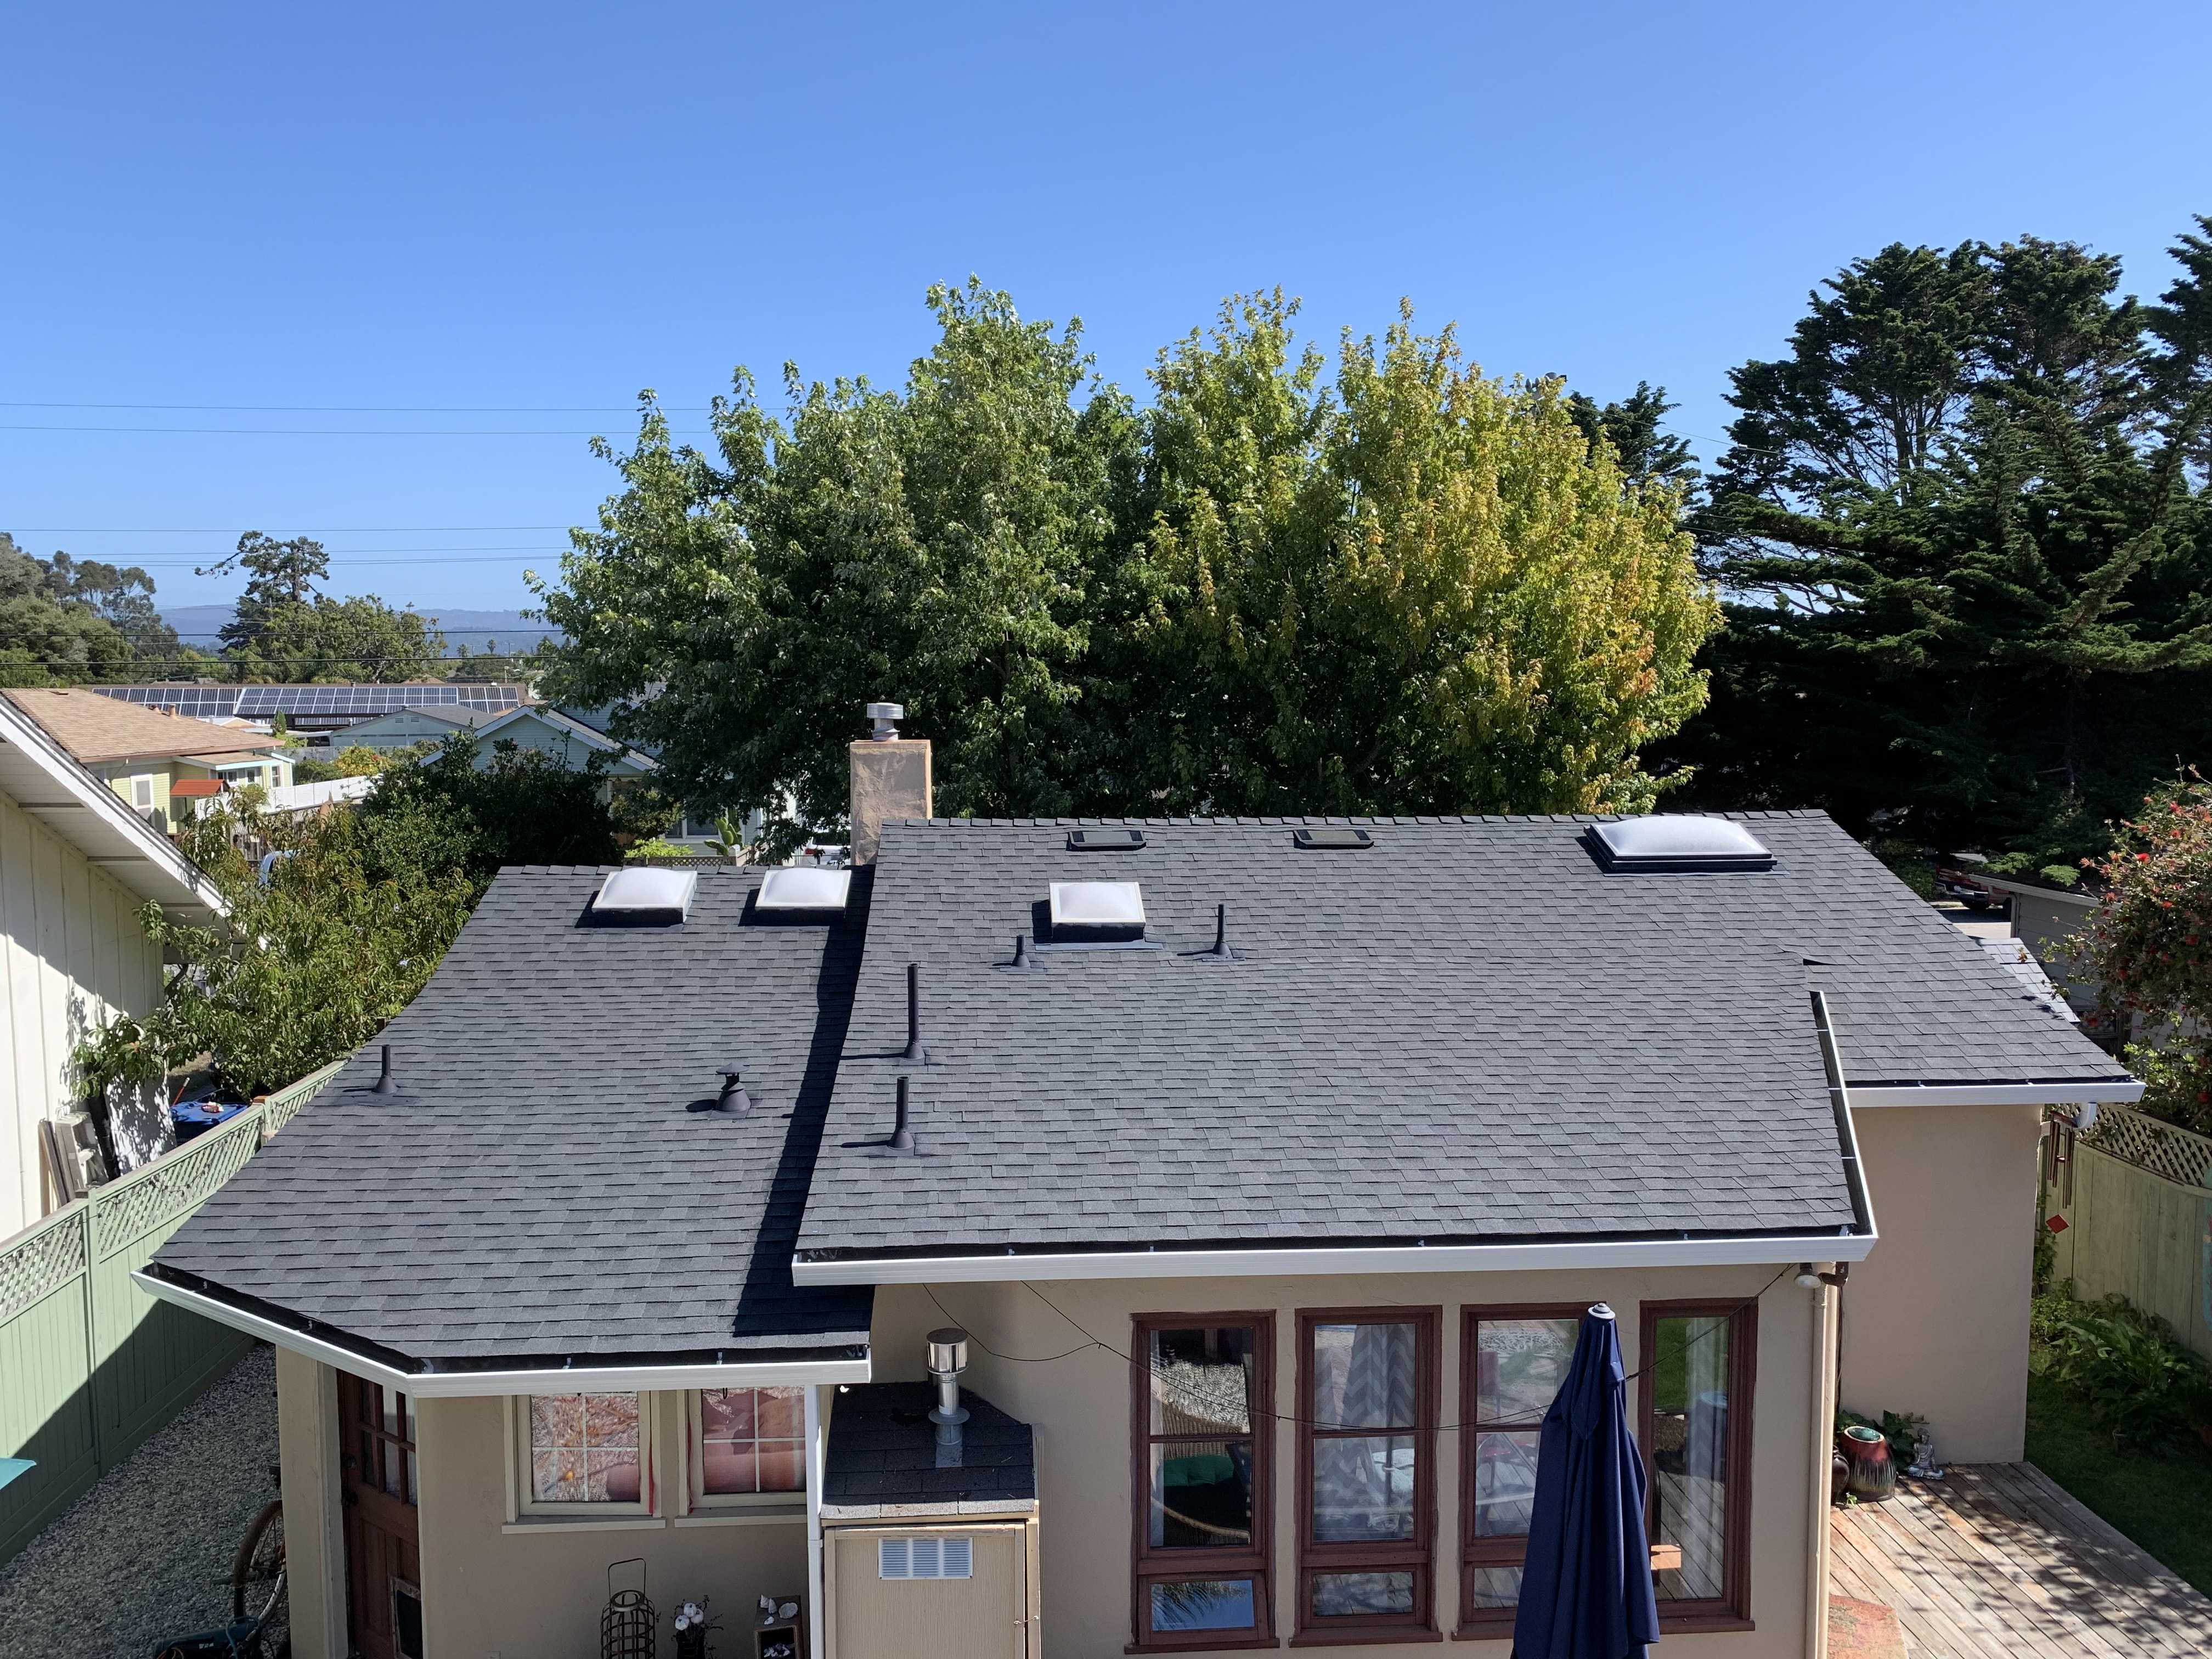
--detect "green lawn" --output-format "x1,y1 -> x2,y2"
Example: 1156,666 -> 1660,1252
2025,1370 -> 2212,1596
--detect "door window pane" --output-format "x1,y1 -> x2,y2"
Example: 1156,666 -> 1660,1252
1649,1314 -> 1733,1602
1312,1435 -> 1416,1542
1149,1441 -> 1254,1547
1312,1571 -> 1415,1618
1149,1578 -> 1256,1633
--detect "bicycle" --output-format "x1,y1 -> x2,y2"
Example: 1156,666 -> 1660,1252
151,1466 -> 290,1659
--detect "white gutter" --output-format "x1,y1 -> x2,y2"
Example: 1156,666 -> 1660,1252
1847,1080 -> 2142,1108
134,1270 -> 871,1395
792,1227 -> 1877,1287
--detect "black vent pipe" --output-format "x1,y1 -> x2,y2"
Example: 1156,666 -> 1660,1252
888,1075 -> 918,1155
369,1043 -> 403,1095
902,962 -> 928,1063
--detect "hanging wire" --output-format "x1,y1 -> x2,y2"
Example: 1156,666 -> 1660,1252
918,1266 -> 1796,1435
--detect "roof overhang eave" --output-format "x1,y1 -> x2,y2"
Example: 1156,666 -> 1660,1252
791,1224 -> 1878,1288
1847,1079 -> 2142,1108
132,1268 -> 872,1395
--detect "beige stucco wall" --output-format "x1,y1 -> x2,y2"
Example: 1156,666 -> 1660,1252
873,1263 -> 1823,1659
0,787 -> 166,1234
1839,1103 -> 2043,1462
414,1390 -> 810,1659
275,1350 -> 348,1659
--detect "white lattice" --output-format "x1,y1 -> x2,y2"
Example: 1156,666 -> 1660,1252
2087,1105 -> 2212,1190
0,1213 -> 89,1322
91,1111 -> 262,1259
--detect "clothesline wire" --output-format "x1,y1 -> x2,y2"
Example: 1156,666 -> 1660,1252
922,1266 -> 1795,1436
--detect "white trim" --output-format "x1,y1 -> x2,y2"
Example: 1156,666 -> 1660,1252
806,1384 -> 826,1659
1965,873 -> 2098,909
1847,1080 -> 2142,1108
130,1270 -> 870,1393
791,1228 -> 1877,1286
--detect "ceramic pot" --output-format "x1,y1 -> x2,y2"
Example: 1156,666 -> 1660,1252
1842,1424 -> 1895,1500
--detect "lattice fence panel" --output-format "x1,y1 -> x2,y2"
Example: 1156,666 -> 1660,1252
90,1113 -> 262,1260
0,1215 -> 88,1324
259,1058 -> 345,1137
2086,1104 -> 2212,1190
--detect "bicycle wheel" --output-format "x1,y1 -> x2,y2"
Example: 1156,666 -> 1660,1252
231,1498 -> 290,1656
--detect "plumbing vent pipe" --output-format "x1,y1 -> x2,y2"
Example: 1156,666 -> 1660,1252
902,962 -> 928,1063
886,1076 -> 918,1155
1203,903 -> 1239,962
368,1044 -> 403,1096
927,1327 -> 970,1465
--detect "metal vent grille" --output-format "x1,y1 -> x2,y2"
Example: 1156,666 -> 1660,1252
878,1535 -> 974,1579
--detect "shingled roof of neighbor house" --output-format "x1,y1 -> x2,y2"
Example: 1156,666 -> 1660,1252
151,865 -> 874,1367
4,685 -> 280,764
793,812 -> 2125,1266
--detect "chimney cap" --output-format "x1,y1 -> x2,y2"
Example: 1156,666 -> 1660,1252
927,1328 -> 970,1375
865,702 -> 905,741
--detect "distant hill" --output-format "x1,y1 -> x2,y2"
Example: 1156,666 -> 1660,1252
160,605 -> 563,659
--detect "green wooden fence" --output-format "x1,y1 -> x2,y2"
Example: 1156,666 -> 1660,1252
0,1060 -> 343,1567
2049,1104 -> 2212,1368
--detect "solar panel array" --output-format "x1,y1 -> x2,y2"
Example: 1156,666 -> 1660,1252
93,684 -> 527,719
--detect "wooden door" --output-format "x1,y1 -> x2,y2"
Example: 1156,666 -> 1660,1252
338,1374 -> 424,1659
830,1525 -> 1028,1659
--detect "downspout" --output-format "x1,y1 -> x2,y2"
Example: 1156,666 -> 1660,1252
805,1384 -> 826,1659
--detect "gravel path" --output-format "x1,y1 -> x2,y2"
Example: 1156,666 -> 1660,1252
0,1344 -> 280,1658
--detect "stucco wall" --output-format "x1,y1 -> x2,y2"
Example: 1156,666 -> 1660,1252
874,1264 -> 1821,1659
415,1391 -> 809,1659
0,787 -> 166,1234
1839,1103 -> 2043,1462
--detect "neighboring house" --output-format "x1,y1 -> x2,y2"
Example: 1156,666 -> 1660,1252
2,688 -> 292,834
92,681 -> 529,737
1962,873 -> 2102,1013
141,719 -> 2136,1659
0,694 -> 226,1237
329,703 -> 653,793
316,703 -> 502,753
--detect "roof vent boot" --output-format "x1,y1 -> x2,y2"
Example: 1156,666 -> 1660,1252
848,701 -> 932,865
927,1328 -> 970,1467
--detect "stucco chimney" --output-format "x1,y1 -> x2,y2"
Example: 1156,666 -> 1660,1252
848,702 -> 931,864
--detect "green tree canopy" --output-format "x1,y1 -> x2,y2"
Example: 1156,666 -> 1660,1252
202,530 -> 445,681
1669,224 -> 2212,868
0,533 -> 203,685
536,284 -> 1717,843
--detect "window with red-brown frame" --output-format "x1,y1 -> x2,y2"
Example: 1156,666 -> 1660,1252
1638,1299 -> 1758,1632
1294,1308 -> 1439,1644
1130,1313 -> 1277,1650
1457,1305 -> 1584,1634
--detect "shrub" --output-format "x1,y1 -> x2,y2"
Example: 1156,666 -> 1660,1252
2030,1288 -> 2212,1450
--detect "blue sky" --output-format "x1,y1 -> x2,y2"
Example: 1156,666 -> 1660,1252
6,1 -> 2210,632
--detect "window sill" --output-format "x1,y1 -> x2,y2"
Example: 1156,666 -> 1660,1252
1657,1613 -> 1756,1635
1289,1629 -> 1442,1647
1125,1639 -> 1281,1654
673,1508 -> 806,1528
1449,1623 -> 1515,1643
501,1515 -> 665,1534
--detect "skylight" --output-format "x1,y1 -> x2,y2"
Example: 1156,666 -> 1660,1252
1589,816 -> 1775,873
590,867 -> 698,922
756,867 -> 852,911
1049,881 -> 1146,929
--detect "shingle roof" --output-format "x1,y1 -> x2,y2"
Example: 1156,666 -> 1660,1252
794,812 -> 2121,1263
820,1383 -> 1036,1517
4,686 -> 279,764
154,866 -> 873,1365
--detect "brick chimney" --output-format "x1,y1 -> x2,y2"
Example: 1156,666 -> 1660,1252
848,702 -> 931,864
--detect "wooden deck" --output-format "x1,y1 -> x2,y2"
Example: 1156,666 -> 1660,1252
1828,1463 -> 2212,1658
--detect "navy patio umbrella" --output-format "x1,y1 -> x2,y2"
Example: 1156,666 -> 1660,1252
1512,1304 -> 1662,1659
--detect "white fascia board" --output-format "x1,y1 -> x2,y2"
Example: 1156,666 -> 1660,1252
1848,1080 -> 2143,1108
791,1228 -> 1877,1288
132,1270 -> 871,1395
1963,874 -> 2098,909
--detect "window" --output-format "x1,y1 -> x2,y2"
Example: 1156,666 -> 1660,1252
691,1386 -> 805,1504
879,1535 -> 974,1579
131,775 -> 154,809
1131,1314 -> 1274,1649
519,1392 -> 651,1514
1458,1307 -> 1582,1632
349,1377 -> 419,1506
1639,1301 -> 1757,1628
1296,1309 -> 1439,1640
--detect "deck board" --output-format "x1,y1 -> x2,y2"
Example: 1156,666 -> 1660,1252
1828,1464 -> 2212,1658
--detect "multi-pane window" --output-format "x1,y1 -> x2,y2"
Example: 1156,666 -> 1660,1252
1458,1308 -> 1582,1630
695,1386 -> 806,1501
1640,1301 -> 1757,1626
350,1378 -> 419,1507
1131,1315 -> 1274,1648
1297,1310 -> 1438,1638
522,1391 -> 650,1511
